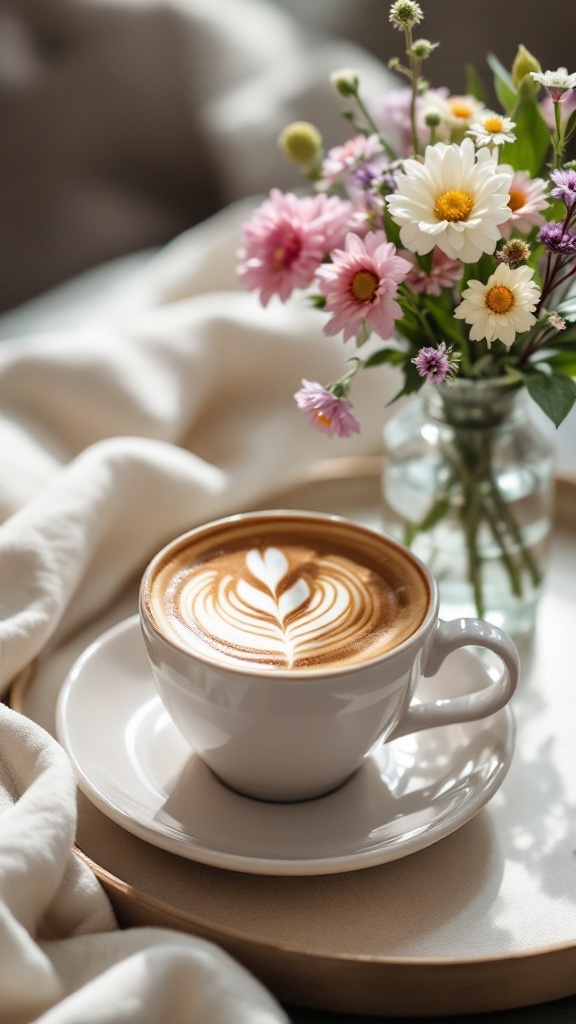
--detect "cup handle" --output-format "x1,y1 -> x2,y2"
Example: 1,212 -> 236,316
389,618 -> 520,740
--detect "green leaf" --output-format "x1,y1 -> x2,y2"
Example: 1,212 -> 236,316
538,351 -> 576,376
461,252 -> 496,291
465,63 -> 486,103
421,296 -> 465,346
557,296 -> 576,322
393,309 -> 427,348
534,333 -> 576,351
362,347 -> 406,369
522,370 -> 576,427
386,358 -> 425,404
487,53 -> 517,113
500,93 -> 551,176
382,205 -> 401,248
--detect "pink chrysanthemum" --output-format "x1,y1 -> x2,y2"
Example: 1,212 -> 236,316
294,380 -> 361,437
237,189 -> 354,306
500,169 -> 548,239
403,248 -> 462,297
315,231 -> 411,343
321,134 -> 383,184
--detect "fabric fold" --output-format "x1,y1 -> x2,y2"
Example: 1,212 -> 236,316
0,2 -> 397,1019
0,707 -> 289,1024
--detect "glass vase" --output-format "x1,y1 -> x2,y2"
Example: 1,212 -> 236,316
381,379 -> 556,638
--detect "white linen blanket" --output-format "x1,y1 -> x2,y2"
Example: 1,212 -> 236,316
0,200 -> 396,1022
0,0 -> 402,1016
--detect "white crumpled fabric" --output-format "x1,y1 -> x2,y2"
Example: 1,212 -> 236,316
0,2 -> 397,1018
0,704 -> 291,1024
0,211 -> 395,1019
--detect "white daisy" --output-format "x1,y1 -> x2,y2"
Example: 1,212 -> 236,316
530,67 -> 576,100
467,112 -> 516,148
386,138 -> 513,263
453,263 -> 540,349
421,91 -> 485,133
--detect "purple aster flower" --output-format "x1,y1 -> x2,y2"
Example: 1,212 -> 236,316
550,168 -> 576,209
538,222 -> 576,255
349,161 -> 382,190
294,379 -> 361,437
412,342 -> 460,384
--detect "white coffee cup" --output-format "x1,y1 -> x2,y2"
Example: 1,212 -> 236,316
139,510 -> 519,802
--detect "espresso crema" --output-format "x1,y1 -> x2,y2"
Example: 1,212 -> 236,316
145,516 -> 429,671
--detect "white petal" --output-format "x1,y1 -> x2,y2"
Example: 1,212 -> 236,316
419,220 -> 446,235
469,321 -> 489,341
446,227 -> 465,251
400,225 -> 436,254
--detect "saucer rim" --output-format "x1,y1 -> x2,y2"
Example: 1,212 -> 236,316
56,614 -> 515,876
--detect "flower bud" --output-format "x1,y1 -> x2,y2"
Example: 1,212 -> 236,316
511,45 -> 541,95
410,38 -> 438,60
389,0 -> 423,30
278,121 -> 323,167
548,312 -> 567,331
424,111 -> 441,128
330,68 -> 359,98
497,239 -> 531,266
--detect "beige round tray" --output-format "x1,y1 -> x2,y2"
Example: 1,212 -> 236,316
10,460 -> 576,1018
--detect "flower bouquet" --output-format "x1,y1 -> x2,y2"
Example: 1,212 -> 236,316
237,1 -> 576,632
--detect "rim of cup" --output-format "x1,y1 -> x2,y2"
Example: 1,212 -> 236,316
139,509 -> 441,680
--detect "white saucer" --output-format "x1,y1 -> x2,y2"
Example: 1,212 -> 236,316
56,615 -> 515,876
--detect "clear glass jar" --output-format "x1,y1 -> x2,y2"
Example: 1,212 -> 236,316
381,379 -> 556,638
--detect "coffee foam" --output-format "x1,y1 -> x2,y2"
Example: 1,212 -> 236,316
146,517 -> 430,671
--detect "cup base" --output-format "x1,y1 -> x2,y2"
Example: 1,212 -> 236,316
207,761 -> 359,804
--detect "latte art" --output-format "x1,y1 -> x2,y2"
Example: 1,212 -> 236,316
147,517 -> 430,671
177,546 -> 385,668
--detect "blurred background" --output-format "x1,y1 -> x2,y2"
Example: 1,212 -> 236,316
276,0 -> 575,99
1,0 -> 575,313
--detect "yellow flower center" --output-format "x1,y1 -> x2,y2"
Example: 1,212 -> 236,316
449,99 -> 474,120
484,116 -> 505,133
351,270 -> 379,302
317,412 -> 332,427
485,285 -> 515,314
434,189 -> 474,222
507,188 -> 526,212
272,229 -> 301,268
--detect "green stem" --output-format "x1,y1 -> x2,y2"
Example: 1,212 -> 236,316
554,100 -> 565,168
399,289 -> 437,344
457,332 -> 473,376
403,493 -> 453,547
462,482 -> 485,619
403,26 -> 420,156
481,497 -> 523,598
486,473 -> 542,586
353,92 -> 397,159
398,403 -> 544,619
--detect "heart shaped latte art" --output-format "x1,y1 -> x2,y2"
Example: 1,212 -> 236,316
177,546 -> 383,668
